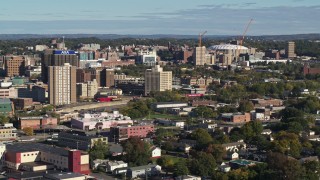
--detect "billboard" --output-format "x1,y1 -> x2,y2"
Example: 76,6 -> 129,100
54,50 -> 75,55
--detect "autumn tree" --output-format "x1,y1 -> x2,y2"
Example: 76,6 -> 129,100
23,127 -> 34,136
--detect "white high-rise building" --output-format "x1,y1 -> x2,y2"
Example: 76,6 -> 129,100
193,46 -> 206,66
144,65 -> 172,96
49,63 -> 76,105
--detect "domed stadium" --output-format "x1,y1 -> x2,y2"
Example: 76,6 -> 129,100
208,44 -> 248,51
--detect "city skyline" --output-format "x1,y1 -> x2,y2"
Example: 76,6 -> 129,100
0,0 -> 319,35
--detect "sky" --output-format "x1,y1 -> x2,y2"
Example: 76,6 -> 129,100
0,0 -> 319,35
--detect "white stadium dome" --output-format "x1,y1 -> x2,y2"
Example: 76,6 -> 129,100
208,44 -> 248,50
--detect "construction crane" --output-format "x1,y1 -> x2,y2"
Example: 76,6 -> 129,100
198,31 -> 207,47
237,19 -> 253,61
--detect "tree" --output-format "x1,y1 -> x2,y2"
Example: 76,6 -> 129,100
190,152 -> 216,177
191,106 -> 216,118
0,115 -> 9,124
23,127 -> 33,136
241,121 -> 263,140
157,156 -> 174,170
303,160 -> 320,180
191,128 -> 213,149
122,137 -> 151,166
173,160 -> 189,176
227,168 -> 250,180
238,101 -> 254,113
267,152 -> 305,180
206,144 -> 226,163
89,140 -> 109,160
271,131 -> 302,158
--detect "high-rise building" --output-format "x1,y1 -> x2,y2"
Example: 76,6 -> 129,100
41,50 -> 78,83
193,46 -> 206,66
144,65 -> 172,96
286,41 -> 296,59
49,63 -> 76,105
4,56 -> 26,77
104,69 -> 115,88
76,79 -> 98,98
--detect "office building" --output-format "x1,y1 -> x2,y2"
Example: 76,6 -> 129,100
41,50 -> 78,83
18,85 -> 46,103
0,87 -> 17,98
4,56 -> 26,77
76,79 -> 98,99
193,46 -> 206,66
49,63 -> 76,105
144,65 -> 172,96
136,50 -> 157,66
286,41 -> 296,59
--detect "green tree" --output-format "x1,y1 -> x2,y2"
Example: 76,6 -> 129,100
228,168 -> 250,180
0,115 -> 9,124
241,121 -> 263,140
205,144 -> 226,163
303,160 -> 320,180
191,106 -> 217,118
191,128 -> 213,149
271,131 -> 302,158
122,137 -> 151,166
267,152 -> 305,180
238,101 -> 254,113
173,160 -> 189,176
157,156 -> 174,170
190,152 -> 216,177
89,140 -> 109,160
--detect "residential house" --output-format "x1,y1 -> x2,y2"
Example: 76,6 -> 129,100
106,161 -> 128,173
219,162 -> 231,173
150,147 -> 161,158
127,164 -> 161,179
222,141 -> 246,152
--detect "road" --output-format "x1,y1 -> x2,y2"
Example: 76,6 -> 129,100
59,99 -> 130,113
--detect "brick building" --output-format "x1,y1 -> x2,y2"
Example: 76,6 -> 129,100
110,124 -> 155,142
221,112 -> 251,123
11,98 -> 33,110
18,116 -> 58,129
4,56 -> 26,77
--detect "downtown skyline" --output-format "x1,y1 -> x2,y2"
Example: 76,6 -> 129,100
0,0 -> 319,35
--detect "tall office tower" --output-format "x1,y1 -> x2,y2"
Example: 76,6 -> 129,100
41,50 -> 79,83
4,56 -> 26,77
193,46 -> 206,66
144,65 -> 172,96
104,69 -> 115,87
49,63 -> 76,106
286,41 -> 296,59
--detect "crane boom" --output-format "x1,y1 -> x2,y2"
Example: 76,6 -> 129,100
198,31 -> 207,47
240,19 -> 253,47
237,19 -> 253,61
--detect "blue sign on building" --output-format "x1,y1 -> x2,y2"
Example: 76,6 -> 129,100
54,50 -> 75,55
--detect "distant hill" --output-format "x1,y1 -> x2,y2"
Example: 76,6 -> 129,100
0,34 -> 319,41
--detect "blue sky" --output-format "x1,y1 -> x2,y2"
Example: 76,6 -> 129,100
0,0 -> 319,35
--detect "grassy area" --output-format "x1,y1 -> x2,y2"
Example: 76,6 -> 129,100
145,113 -> 183,120
161,155 -> 186,164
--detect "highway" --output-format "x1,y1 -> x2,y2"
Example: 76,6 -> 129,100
58,98 -> 131,113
